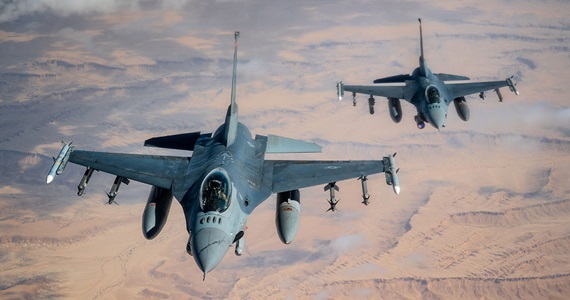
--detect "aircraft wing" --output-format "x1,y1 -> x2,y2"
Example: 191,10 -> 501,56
69,150 -> 191,189
342,84 -> 407,100
447,78 -> 518,99
266,160 -> 386,193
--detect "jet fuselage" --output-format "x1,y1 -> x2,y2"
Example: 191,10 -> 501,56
408,68 -> 453,129
177,123 -> 272,275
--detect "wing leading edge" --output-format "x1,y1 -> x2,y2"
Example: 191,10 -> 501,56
70,150 -> 191,189
266,159 -> 387,193
448,77 -> 519,99
342,84 -> 407,100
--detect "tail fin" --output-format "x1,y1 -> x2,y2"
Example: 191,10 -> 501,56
223,31 -> 240,147
418,18 -> 430,77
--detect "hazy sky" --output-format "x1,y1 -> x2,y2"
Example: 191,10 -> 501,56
1,0 -> 568,151
1,0 -> 569,298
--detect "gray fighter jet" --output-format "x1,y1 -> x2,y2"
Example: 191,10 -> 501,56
337,19 -> 520,130
46,32 -> 400,279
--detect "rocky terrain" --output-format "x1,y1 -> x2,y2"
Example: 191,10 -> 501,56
1,1 -> 569,299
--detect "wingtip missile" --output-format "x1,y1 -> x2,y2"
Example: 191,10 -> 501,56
506,76 -> 519,96
383,153 -> 401,195
389,154 -> 400,195
336,81 -> 344,101
46,142 -> 73,184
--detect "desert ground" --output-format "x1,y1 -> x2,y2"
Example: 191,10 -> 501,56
1,1 -> 569,299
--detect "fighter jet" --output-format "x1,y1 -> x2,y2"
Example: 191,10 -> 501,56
46,32 -> 401,279
337,18 -> 520,130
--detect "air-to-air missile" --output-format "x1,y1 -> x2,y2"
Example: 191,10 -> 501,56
46,142 -> 73,184
77,167 -> 94,196
494,89 -> 503,102
358,175 -> 370,205
336,81 -> 344,101
506,76 -> 519,95
383,153 -> 400,195
106,176 -> 129,205
324,182 -> 340,212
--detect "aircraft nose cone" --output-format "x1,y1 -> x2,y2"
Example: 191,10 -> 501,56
428,107 -> 446,130
193,227 -> 231,274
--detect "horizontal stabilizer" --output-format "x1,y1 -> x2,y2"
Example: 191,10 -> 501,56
144,132 -> 210,151
373,74 -> 411,84
434,73 -> 470,81
266,134 -> 322,154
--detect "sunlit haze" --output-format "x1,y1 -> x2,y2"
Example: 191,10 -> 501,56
1,0 -> 569,298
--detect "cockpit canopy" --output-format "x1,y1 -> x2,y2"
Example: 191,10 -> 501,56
426,86 -> 441,104
200,169 -> 231,213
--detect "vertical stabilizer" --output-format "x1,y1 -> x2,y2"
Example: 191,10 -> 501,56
418,18 -> 424,61
223,31 -> 240,147
418,18 -> 430,77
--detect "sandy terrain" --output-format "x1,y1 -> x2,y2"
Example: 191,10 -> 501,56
1,131 -> 569,299
1,1 -> 569,299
